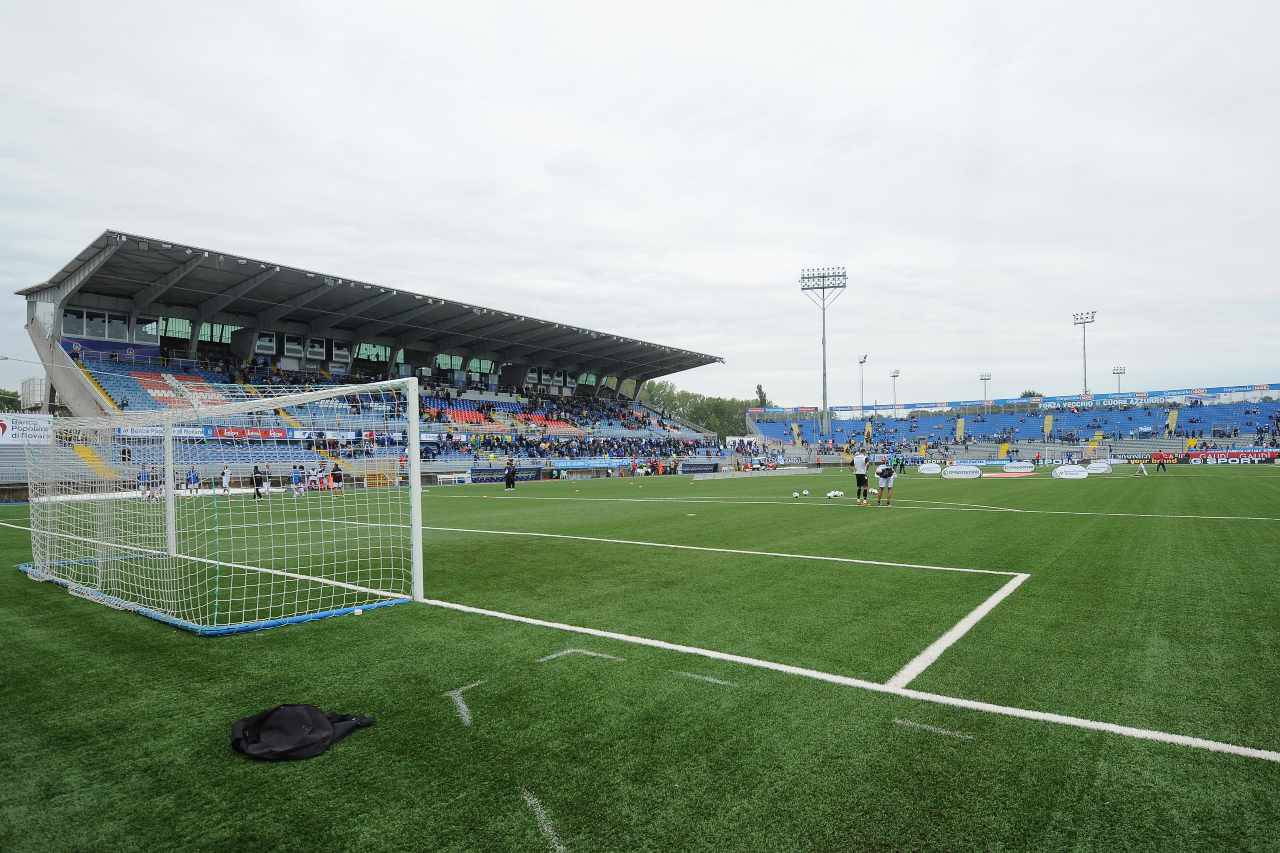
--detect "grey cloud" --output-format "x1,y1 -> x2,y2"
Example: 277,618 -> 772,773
2,1 -> 1278,407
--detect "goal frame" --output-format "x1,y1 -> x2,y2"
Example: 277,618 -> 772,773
20,376 -> 424,635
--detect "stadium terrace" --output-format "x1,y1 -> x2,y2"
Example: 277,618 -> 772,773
750,382 -> 1280,461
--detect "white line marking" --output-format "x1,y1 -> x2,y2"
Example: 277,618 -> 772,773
422,597 -> 1280,763
886,573 -> 1031,689
896,498 -> 1021,512
434,493 -> 1280,522
423,526 -> 1021,577
0,520 -> 407,599
521,788 -> 567,853
673,671 -> 735,687
894,718 -> 974,740
443,680 -> 484,727
536,648 -> 624,663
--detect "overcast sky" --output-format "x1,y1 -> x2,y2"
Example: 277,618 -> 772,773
2,1 -> 1278,407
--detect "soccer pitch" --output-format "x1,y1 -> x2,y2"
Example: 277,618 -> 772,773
3,466 -> 1279,850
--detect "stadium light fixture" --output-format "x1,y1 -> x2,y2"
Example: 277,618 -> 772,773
979,372 -> 992,407
1113,364 -> 1126,393
890,369 -> 900,418
1072,311 -> 1097,394
799,267 -> 848,439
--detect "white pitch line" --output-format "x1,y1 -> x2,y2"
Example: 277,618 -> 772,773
422,597 -> 1280,763
536,648 -> 624,663
443,680 -> 484,727
521,788 -> 567,853
0,520 -> 407,599
423,525 -> 1021,578
896,498 -> 1022,512
434,493 -> 1280,523
894,718 -> 974,740
674,671 -> 736,687
886,573 -> 1031,689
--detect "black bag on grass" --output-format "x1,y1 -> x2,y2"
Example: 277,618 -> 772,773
231,704 -> 375,761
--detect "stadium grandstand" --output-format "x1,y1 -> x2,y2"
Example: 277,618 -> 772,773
7,230 -> 726,488
748,382 -> 1280,465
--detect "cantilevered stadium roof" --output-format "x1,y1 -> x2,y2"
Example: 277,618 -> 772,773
18,230 -> 723,382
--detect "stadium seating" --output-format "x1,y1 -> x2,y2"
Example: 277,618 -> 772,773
750,400 -> 1280,449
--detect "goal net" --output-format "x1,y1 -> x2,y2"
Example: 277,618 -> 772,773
21,377 -> 423,635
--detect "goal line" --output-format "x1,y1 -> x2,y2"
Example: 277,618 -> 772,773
6,519 -> 411,635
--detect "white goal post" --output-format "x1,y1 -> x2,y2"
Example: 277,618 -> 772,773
20,377 -> 424,635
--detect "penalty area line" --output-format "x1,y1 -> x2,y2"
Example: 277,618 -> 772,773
422,525 -> 1021,577
421,597 -> 1280,764
886,573 -> 1030,689
435,493 -> 1280,522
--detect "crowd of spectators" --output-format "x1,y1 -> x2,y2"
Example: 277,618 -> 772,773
422,432 -> 715,461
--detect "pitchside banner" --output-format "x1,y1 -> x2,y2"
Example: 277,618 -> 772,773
0,414 -> 52,445
470,466 -> 542,483
207,426 -> 287,440
1187,450 -> 1279,463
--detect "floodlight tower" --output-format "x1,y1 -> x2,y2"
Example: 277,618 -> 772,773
1113,365 -> 1126,393
857,353 -> 869,419
890,369 -> 900,418
979,372 -> 992,407
799,267 -> 847,438
1072,311 -> 1097,394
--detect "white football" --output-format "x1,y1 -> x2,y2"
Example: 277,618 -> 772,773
792,491 -> 800,498
869,488 -> 879,496
802,489 -> 810,496
835,490 -> 844,497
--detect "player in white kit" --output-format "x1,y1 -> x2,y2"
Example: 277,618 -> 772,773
851,449 -> 870,505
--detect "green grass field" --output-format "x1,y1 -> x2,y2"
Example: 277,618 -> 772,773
3,465 -> 1280,850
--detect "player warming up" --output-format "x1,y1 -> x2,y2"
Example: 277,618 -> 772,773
875,458 -> 896,506
851,447 -> 870,505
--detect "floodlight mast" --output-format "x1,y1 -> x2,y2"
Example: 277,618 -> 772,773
799,267 -> 847,439
1113,365 -> 1126,393
1072,311 -> 1097,394
890,369 -> 900,418
979,372 -> 992,407
857,353 -> 869,421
